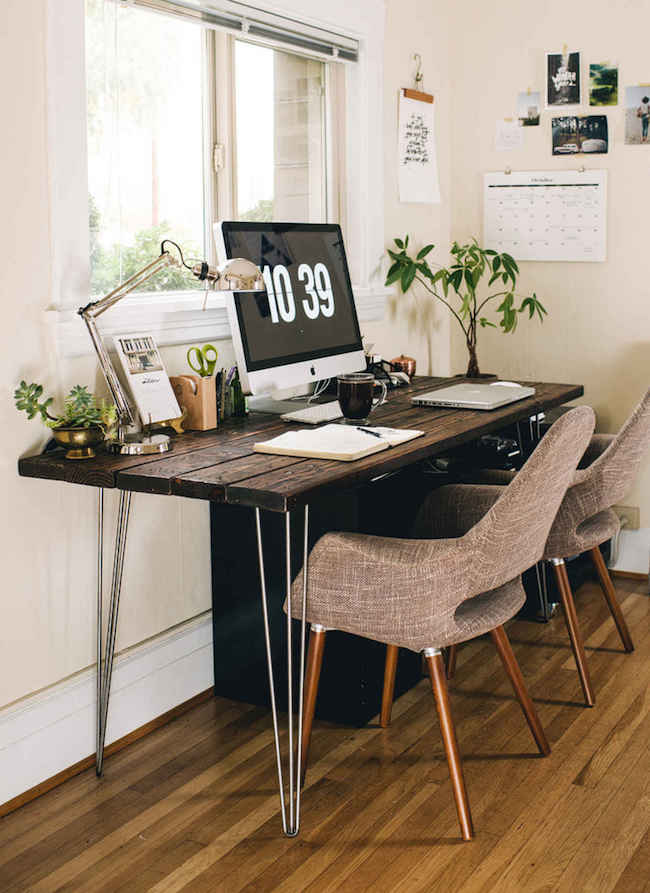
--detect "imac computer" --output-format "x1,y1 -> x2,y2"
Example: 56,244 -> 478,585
214,222 -> 366,404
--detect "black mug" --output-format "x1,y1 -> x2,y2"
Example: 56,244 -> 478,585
337,373 -> 388,425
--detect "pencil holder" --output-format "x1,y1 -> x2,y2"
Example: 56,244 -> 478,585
170,375 -> 217,431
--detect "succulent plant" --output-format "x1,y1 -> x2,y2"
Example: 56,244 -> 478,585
14,382 -> 116,431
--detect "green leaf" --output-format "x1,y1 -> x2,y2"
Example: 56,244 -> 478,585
484,249 -> 497,256
400,262 -> 417,293
387,249 -> 406,262
385,266 -> 402,286
394,238 -> 404,249
534,294 -> 548,316
492,256 -> 501,272
404,235 -> 409,248
479,317 -> 497,328
449,269 -> 463,293
416,244 -> 434,260
488,272 -> 501,286
519,297 -> 535,319
502,252 -> 519,274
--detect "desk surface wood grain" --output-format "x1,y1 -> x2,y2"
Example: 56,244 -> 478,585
18,377 -> 584,512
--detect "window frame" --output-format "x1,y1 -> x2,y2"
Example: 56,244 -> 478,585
48,0 -> 388,358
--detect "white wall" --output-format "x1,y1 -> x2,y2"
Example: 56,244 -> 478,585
364,0 -> 452,376
449,0 -> 650,525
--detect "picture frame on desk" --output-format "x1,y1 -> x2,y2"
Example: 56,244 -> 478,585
113,332 -> 181,426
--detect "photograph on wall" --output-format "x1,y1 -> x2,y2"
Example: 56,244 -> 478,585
546,51 -> 581,106
517,91 -> 541,126
552,115 -> 608,155
495,118 -> 524,151
589,62 -> 618,106
624,86 -> 650,144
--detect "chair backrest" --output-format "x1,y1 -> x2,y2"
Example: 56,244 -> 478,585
571,388 -> 650,519
462,405 -> 595,595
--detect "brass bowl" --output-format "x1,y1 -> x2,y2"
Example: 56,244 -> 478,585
52,426 -> 105,460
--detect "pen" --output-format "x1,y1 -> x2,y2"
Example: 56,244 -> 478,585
356,426 -> 383,439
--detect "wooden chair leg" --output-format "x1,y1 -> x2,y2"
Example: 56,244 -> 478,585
490,625 -> 551,756
445,644 -> 458,680
425,650 -> 474,841
551,559 -> 595,707
380,644 -> 399,728
300,627 -> 326,785
590,546 -> 634,653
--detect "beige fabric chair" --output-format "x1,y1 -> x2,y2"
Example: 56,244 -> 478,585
287,406 -> 595,841
435,389 -> 650,706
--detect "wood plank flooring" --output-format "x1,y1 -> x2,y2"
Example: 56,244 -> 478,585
0,577 -> 648,892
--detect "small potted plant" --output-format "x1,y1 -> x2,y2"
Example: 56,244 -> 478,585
385,237 -> 547,378
14,382 -> 116,459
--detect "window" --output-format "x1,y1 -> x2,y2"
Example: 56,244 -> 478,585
50,0 -> 385,357
235,42 -> 326,222
85,0 -> 335,297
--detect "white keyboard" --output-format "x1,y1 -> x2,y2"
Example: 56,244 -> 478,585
281,401 -> 343,425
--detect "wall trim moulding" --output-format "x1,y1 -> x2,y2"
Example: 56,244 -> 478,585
0,613 -> 214,809
610,527 -> 650,578
49,286 -> 391,357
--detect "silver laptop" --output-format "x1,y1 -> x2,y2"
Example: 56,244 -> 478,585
412,382 -> 535,411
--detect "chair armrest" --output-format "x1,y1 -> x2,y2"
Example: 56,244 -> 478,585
412,483 -> 504,539
578,433 -> 615,469
456,468 -> 516,486
288,530 -> 462,620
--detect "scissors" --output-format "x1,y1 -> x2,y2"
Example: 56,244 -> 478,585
187,343 -> 218,377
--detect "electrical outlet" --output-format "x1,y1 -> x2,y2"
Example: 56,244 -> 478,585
613,505 -> 640,530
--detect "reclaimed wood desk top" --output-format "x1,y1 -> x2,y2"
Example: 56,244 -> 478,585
18,377 -> 583,512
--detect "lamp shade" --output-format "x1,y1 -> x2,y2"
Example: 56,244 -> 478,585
190,257 -> 264,291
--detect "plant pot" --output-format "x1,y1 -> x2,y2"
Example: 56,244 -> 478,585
52,426 -> 105,460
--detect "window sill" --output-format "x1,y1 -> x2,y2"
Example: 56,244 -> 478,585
49,285 -> 390,358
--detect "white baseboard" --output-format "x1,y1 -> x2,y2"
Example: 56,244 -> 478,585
0,613 -> 214,808
610,528 -> 650,577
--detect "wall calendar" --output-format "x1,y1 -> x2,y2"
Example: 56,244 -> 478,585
483,170 -> 607,262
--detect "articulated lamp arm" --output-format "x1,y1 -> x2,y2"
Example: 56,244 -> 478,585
77,243 -> 263,431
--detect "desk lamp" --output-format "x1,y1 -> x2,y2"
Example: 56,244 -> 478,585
78,240 -> 263,454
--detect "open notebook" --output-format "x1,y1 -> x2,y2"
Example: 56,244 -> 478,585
254,424 -> 425,462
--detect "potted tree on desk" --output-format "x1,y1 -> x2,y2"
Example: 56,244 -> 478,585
385,237 -> 547,378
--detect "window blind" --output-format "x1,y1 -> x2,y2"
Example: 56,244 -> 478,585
127,0 -> 359,61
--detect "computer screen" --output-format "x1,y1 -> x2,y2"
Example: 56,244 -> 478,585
219,222 -> 363,378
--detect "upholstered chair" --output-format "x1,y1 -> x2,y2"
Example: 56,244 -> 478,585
419,389 -> 650,707
286,407 -> 595,841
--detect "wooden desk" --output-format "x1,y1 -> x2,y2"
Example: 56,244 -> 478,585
18,376 -> 583,835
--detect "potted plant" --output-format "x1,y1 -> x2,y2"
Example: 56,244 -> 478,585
14,382 -> 116,459
385,237 -> 547,378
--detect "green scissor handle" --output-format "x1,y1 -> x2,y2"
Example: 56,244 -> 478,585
187,343 -> 218,377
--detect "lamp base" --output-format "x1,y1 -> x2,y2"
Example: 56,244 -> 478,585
107,433 -> 172,455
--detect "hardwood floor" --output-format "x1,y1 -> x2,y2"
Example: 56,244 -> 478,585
0,577 -> 648,892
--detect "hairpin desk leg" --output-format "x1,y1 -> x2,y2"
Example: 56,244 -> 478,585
96,489 -> 132,776
255,505 -> 309,837
96,488 -> 104,770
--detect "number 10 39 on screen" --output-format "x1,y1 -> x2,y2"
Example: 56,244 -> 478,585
261,263 -> 335,324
